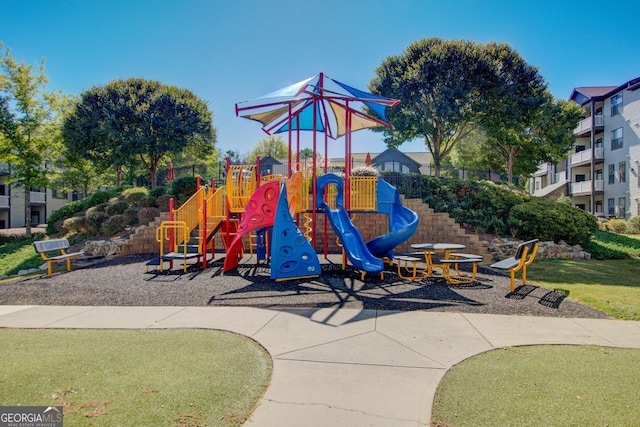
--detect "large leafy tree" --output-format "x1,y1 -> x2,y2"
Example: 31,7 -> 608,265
369,38 -> 548,176
63,78 -> 216,188
0,44 -> 65,236
247,135 -> 288,164
483,96 -> 582,183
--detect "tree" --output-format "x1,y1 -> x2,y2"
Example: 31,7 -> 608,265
247,135 -> 288,164
223,149 -> 243,164
0,44 -> 64,237
63,78 -> 216,188
369,38 -> 548,176
480,96 -> 582,183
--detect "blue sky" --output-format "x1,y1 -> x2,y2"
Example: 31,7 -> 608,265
2,0 -> 639,158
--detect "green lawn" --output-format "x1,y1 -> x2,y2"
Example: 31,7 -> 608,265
528,258 -> 640,320
0,329 -> 271,427
0,236 -> 44,276
432,345 -> 640,427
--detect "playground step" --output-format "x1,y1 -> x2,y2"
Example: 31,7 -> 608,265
176,244 -> 201,254
161,252 -> 202,260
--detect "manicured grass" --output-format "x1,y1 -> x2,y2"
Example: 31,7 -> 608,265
432,345 -> 640,427
0,236 -> 44,276
0,329 -> 272,427
584,230 -> 640,259
528,258 -> 640,320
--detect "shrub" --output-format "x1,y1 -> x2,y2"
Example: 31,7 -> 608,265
123,208 -> 139,226
169,176 -> 198,205
136,195 -> 158,208
509,198 -> 598,245
105,200 -> 129,216
605,218 -> 627,234
149,186 -> 166,198
86,211 -> 110,233
46,189 -> 117,235
156,195 -> 172,212
138,207 -> 160,224
101,214 -> 127,236
46,202 -> 85,234
121,186 -> 149,198
86,202 -> 109,214
123,190 -> 148,205
627,216 -> 640,234
87,190 -> 115,206
62,216 -> 87,234
351,166 -> 379,176
419,176 -> 527,236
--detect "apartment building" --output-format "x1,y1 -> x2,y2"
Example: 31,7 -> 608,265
531,76 -> 640,219
0,162 -> 75,229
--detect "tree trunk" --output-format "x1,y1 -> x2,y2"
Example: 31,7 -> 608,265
116,165 -> 122,187
506,151 -> 515,184
24,188 -> 31,238
150,165 -> 157,189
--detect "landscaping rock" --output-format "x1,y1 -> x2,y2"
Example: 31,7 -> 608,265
83,240 -> 120,257
486,239 -> 591,260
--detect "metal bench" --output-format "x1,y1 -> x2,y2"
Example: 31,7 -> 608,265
33,238 -> 84,276
490,239 -> 539,292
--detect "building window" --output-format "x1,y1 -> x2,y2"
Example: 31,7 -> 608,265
595,201 -> 603,215
52,189 -> 68,199
608,198 -> 615,216
618,161 -> 626,183
618,197 -> 626,217
575,174 -> 586,182
608,164 -> 615,184
0,184 -> 5,196
611,128 -> 623,150
611,93 -> 623,116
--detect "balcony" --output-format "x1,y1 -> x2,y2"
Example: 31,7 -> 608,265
0,195 -> 9,209
574,115 -> 604,136
30,191 -> 46,204
571,179 -> 604,196
533,163 -> 551,177
570,147 -> 604,166
553,172 -> 565,184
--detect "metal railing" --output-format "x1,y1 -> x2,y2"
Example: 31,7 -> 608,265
29,191 -> 46,203
574,114 -> 604,134
571,179 -> 604,195
349,176 -> 377,211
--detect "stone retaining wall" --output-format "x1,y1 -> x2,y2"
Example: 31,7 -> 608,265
484,238 -> 591,261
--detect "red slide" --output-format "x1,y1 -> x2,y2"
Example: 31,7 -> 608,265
223,181 -> 280,272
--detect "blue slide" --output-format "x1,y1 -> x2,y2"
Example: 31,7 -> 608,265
316,175 -> 384,274
366,178 -> 419,258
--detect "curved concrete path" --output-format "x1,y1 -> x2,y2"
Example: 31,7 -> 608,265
1,305 -> 639,426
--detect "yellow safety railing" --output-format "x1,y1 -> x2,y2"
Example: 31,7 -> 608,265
349,176 -> 377,211
203,185 -> 226,238
226,165 -> 256,213
173,186 -> 206,246
260,173 -> 287,184
155,221 -> 191,272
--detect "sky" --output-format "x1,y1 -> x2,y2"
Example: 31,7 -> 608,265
2,0 -> 639,158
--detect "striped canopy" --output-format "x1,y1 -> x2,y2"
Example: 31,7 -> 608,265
235,73 -> 399,139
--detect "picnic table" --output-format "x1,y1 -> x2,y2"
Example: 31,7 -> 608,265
409,243 -> 481,285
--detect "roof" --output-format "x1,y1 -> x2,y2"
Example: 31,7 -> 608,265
570,76 -> 640,105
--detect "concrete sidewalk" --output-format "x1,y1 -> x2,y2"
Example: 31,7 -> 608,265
1,305 -> 640,426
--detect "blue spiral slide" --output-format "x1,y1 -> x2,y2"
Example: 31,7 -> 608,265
316,174 -> 418,274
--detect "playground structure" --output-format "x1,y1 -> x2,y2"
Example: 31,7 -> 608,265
152,157 -> 418,280
151,72 -> 419,280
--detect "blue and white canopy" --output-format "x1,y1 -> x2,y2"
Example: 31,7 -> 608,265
235,72 -> 399,139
